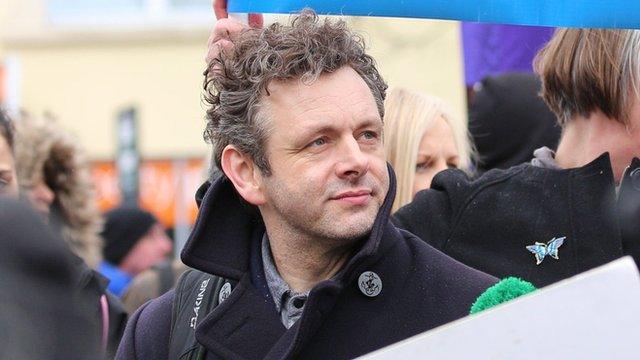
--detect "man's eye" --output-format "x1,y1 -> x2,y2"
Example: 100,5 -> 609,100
361,131 -> 377,140
0,179 -> 7,190
309,138 -> 326,147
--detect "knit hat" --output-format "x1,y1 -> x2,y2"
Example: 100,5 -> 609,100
469,72 -> 562,174
101,207 -> 157,265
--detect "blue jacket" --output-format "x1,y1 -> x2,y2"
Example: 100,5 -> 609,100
116,166 -> 497,359
98,261 -> 133,297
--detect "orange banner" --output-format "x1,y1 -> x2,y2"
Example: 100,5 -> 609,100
91,158 -> 206,228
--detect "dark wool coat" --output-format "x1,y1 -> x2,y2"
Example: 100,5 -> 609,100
0,198 -> 101,360
394,153 -> 640,288
116,167 -> 497,359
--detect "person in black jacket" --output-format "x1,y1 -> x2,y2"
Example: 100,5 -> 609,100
0,197 -> 101,359
12,113 -> 127,357
469,72 -> 561,174
116,10 -> 497,360
395,29 -> 640,287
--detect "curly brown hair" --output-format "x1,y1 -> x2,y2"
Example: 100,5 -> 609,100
203,10 -> 387,176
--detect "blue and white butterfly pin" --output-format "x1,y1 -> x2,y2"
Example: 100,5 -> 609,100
526,237 -> 565,265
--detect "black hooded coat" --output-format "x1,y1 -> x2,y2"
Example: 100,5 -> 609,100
394,153 -> 640,288
116,167 -> 496,359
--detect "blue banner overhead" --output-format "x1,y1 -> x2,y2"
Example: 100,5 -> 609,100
228,0 -> 640,29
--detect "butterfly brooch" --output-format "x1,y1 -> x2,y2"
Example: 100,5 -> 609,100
526,237 -> 566,265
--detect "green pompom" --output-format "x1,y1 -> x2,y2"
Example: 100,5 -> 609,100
470,277 -> 536,314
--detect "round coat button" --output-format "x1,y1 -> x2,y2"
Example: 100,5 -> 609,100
219,282 -> 232,303
630,169 -> 640,191
358,271 -> 382,297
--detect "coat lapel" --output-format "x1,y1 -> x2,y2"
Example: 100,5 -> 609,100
187,165 -> 399,359
195,274 -> 286,359
568,153 -> 622,271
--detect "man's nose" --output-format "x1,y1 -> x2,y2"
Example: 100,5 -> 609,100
158,234 -> 173,255
335,137 -> 369,181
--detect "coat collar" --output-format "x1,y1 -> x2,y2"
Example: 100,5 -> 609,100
182,163 -> 397,282
187,164 -> 398,359
569,152 -> 615,179
526,151 -> 613,178
534,151 -> 639,183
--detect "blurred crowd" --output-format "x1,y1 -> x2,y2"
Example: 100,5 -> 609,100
1,1 -> 639,359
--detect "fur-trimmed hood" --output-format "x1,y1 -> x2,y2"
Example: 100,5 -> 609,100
14,115 -> 103,268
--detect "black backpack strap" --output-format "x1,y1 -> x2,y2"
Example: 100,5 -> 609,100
168,269 -> 235,360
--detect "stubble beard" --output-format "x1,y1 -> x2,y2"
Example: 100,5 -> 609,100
262,175 -> 382,246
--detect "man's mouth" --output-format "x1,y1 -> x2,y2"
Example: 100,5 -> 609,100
331,189 -> 372,206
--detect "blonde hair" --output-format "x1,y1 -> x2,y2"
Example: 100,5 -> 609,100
384,88 -> 472,212
535,29 -> 640,126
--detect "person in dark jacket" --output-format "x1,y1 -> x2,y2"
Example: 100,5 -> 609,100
99,206 -> 173,297
15,114 -> 104,268
394,29 -> 640,288
116,10 -> 497,360
0,197 -> 101,360
13,114 -> 128,357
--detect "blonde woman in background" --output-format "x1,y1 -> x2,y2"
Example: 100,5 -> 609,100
384,87 -> 473,212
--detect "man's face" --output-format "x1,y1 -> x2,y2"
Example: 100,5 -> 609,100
119,223 -> 172,275
24,179 -> 55,217
0,135 -> 17,198
257,66 -> 389,244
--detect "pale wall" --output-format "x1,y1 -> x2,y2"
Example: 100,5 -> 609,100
353,17 -> 466,122
2,7 -> 466,160
0,0 -> 8,55
13,39 -> 210,159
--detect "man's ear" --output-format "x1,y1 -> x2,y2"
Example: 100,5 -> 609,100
220,145 -> 267,205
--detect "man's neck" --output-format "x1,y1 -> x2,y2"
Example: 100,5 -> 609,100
555,110 -> 634,183
264,227 -> 355,294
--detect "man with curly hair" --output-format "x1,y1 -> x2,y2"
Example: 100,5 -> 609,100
116,9 -> 496,359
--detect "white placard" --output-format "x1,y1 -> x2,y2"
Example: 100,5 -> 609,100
361,257 -> 640,360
